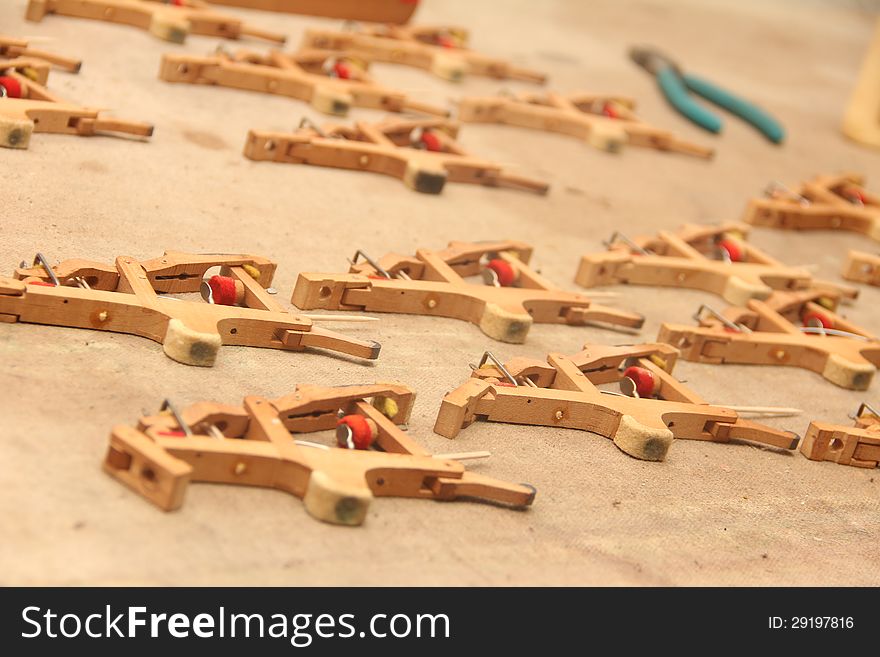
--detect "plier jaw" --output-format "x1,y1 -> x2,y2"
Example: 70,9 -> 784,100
628,46 -> 678,77
628,45 -> 785,144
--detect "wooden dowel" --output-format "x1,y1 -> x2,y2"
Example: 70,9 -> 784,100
494,173 -> 550,195
302,314 -> 379,323
721,405 -> 802,416
403,99 -> 450,117
665,138 -> 715,160
23,47 -> 82,72
508,67 -> 547,84
433,450 -> 491,461
91,118 -> 155,137
240,26 -> 287,45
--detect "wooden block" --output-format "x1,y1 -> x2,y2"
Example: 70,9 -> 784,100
0,115 -> 33,149
430,51 -> 467,82
103,426 -> 192,511
162,318 -> 222,366
310,84 -> 352,116
587,121 -> 627,153
303,470 -> 372,525
478,302 -> 533,343
403,158 -> 447,194
149,11 -> 189,44
612,413 -> 674,461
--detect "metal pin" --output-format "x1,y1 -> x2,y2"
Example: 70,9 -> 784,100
70,276 -> 90,289
159,399 -> 192,437
619,376 -> 639,398
294,439 -> 331,450
470,351 -> 518,387
321,55 -> 339,75
522,377 -> 538,388
481,267 -> 501,287
852,402 -> 880,421
599,389 -> 631,398
206,424 -> 225,440
335,423 -> 355,449
33,253 -> 60,286
409,126 -> 425,148
433,451 -> 491,461
716,245 -> 732,264
764,181 -> 809,205
603,231 -> 650,256
298,116 -> 328,138
349,249 -> 392,279
799,325 -> 869,341
199,280 -> 214,304
693,304 -> 751,333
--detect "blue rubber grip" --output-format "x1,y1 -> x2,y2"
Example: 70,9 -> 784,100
656,66 -> 722,134
682,73 -> 785,144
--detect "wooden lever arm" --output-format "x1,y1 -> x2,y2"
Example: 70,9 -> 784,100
283,325 -> 381,360
431,473 -> 536,507
74,116 -> 154,138
744,198 -> 877,236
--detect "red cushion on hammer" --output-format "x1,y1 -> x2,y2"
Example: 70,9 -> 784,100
337,414 -> 375,450
419,131 -> 443,152
718,238 -> 743,262
332,61 -> 351,79
0,76 -> 22,99
487,259 -> 517,286
844,187 -> 866,204
208,275 -> 237,306
802,310 -> 833,330
622,366 -> 655,398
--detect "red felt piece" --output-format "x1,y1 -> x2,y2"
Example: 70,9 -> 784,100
802,310 -> 833,330
208,275 -> 237,306
0,76 -> 22,99
487,259 -> 517,286
601,102 -> 619,119
336,414 -> 375,450
718,238 -> 743,262
622,366 -> 656,398
419,131 -> 443,152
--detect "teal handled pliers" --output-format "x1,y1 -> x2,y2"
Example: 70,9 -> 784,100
629,47 -> 784,144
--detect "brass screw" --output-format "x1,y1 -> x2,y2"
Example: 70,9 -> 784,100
234,462 -> 247,475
